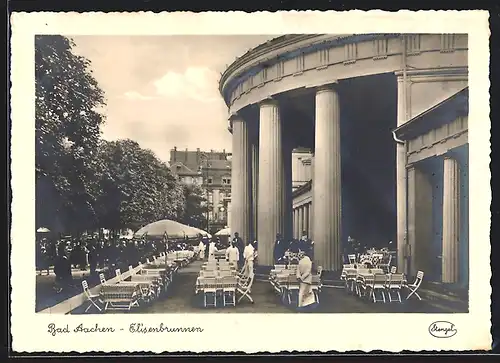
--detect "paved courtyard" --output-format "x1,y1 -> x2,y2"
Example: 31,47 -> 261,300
70,260 -> 468,314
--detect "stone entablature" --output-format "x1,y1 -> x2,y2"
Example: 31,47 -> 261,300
219,34 -> 468,114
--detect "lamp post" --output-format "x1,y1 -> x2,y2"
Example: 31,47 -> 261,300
199,153 -> 210,233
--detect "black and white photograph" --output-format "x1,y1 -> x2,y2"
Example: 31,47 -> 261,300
10,11 -> 491,353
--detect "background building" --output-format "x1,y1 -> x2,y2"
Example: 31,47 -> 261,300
169,147 -> 232,234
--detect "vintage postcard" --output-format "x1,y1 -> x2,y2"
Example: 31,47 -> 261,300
10,10 -> 491,353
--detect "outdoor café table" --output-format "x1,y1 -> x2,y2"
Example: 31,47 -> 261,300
100,282 -> 142,310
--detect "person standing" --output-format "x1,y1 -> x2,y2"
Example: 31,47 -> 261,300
299,230 -> 314,261
198,238 -> 206,260
296,251 -> 317,310
208,239 -> 217,262
232,232 -> 244,270
225,242 -> 240,266
243,240 -> 255,277
273,233 -> 286,265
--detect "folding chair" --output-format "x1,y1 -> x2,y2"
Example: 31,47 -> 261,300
390,266 -> 397,274
115,269 -> 122,281
348,254 -> 356,264
203,278 -> 217,308
237,273 -> 254,304
99,273 -> 106,285
385,273 -> 405,302
129,265 -> 133,272
223,277 -> 237,307
368,274 -> 387,303
406,271 -> 424,300
287,274 -> 300,305
82,280 -> 103,313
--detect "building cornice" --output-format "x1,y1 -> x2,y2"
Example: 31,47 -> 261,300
219,33 -> 401,105
393,87 -> 469,141
292,180 -> 313,198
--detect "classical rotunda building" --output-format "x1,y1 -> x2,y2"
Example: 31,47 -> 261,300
219,34 -> 468,286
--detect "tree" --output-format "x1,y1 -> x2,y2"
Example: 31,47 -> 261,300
95,139 -> 187,232
180,184 -> 207,230
35,35 -> 106,233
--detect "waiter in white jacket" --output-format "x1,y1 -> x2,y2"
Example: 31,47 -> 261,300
208,240 -> 217,262
198,240 -> 206,260
225,242 -> 239,266
243,240 -> 255,277
296,251 -> 316,309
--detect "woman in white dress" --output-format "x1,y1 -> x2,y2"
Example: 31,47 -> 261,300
296,252 -> 317,310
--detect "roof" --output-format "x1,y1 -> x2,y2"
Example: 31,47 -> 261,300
393,87 -> 469,141
170,162 -> 199,176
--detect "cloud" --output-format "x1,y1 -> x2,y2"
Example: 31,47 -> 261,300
153,66 -> 220,103
122,91 -> 157,100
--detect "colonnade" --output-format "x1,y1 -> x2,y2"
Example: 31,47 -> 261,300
293,203 -> 312,239
230,84 -> 342,271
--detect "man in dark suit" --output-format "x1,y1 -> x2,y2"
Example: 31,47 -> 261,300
232,232 -> 244,270
273,233 -> 287,264
299,230 -> 314,261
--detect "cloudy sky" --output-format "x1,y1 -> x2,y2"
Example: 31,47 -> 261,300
72,35 -> 275,162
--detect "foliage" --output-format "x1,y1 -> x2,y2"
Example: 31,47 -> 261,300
35,35 -> 106,233
180,184 -> 207,230
95,139 -> 187,231
35,35 -> 205,235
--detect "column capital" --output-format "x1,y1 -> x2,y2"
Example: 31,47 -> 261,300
315,81 -> 339,94
259,96 -> 279,108
228,112 -> 244,132
228,112 -> 244,122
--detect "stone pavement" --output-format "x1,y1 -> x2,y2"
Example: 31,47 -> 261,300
79,260 -> 467,314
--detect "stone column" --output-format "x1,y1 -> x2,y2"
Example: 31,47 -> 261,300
312,85 -> 342,271
407,165 -> 433,277
298,207 -> 304,237
293,209 -> 299,238
442,156 -> 460,283
396,77 -> 408,274
304,204 -> 309,236
251,143 -> 259,241
308,202 -> 313,240
258,98 -> 284,266
230,114 -> 251,245
282,140 -> 293,243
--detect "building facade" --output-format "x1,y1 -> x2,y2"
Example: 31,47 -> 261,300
169,147 -> 232,233
219,34 -> 468,285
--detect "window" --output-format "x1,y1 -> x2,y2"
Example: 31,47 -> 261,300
222,177 -> 231,185
207,177 -> 213,184
176,165 -> 181,171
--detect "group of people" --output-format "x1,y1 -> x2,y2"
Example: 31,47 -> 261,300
273,231 -> 314,265
196,232 -> 257,277
37,232 -> 194,294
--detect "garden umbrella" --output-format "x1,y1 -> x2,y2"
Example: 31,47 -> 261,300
36,227 -> 50,233
214,227 -> 230,236
134,219 -> 201,239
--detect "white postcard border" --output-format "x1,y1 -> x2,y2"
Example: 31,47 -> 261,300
10,10 -> 491,353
